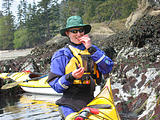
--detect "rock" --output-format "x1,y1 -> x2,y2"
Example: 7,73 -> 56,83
125,0 -> 160,29
151,104 -> 160,120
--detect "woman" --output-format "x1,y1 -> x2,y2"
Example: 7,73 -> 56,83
47,16 -> 114,119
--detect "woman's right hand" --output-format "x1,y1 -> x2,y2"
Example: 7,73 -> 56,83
79,34 -> 92,49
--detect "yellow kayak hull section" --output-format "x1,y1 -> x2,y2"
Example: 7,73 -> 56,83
66,78 -> 121,120
0,72 -> 50,87
0,72 -> 62,95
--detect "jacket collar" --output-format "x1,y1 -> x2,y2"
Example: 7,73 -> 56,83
69,41 -> 86,50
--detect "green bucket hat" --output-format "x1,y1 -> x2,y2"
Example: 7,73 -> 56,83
60,16 -> 91,36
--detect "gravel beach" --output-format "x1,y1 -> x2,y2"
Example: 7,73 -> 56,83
0,48 -> 33,61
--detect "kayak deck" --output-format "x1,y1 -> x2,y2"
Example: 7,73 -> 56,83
66,78 -> 121,120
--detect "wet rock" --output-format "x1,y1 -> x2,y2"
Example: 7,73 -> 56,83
151,104 -> 160,120
108,13 -> 160,119
137,74 -> 146,88
112,89 -> 121,102
0,77 -> 23,96
129,93 -> 148,114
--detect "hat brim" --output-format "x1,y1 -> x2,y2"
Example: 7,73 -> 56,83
60,24 -> 91,36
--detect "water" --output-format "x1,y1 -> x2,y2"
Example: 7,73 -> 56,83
0,93 -> 62,120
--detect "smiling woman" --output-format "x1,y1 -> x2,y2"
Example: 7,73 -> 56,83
47,15 -> 114,119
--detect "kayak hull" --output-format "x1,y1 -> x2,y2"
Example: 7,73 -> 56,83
21,86 -> 61,95
66,78 -> 121,120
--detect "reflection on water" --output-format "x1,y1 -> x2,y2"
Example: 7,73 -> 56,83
0,93 -> 62,120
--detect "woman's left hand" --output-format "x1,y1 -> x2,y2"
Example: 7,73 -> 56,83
72,66 -> 84,79
79,34 -> 92,49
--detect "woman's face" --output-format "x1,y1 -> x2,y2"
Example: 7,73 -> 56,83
65,27 -> 85,44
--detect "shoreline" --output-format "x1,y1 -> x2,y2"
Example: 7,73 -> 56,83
0,48 -> 33,61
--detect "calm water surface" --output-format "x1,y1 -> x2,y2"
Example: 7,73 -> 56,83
0,93 -> 62,120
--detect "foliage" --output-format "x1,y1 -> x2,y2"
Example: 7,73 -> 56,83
82,0 -> 101,23
13,27 -> 29,49
0,0 -> 14,49
93,0 -> 137,23
0,15 -> 14,50
0,0 -> 138,49
2,0 -> 14,15
17,0 -> 28,26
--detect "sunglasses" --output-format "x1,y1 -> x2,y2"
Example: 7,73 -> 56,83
69,29 -> 84,34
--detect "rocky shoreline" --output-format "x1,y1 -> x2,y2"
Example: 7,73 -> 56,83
0,13 -> 160,120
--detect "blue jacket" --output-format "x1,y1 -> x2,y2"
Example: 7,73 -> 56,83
48,43 -> 114,93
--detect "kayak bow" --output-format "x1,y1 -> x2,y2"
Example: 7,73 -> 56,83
66,78 -> 121,120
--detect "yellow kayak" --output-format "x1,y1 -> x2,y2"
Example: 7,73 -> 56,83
0,71 -> 62,95
66,78 -> 121,120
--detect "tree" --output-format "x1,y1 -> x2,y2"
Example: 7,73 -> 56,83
0,11 -> 3,17
83,0 -> 100,23
0,0 -> 15,49
2,0 -> 14,15
24,2 -> 41,47
94,0 -> 137,23
49,1 -> 60,36
13,27 -> 29,49
59,0 -> 70,28
37,0 -> 52,40
0,15 -> 14,49
17,0 -> 28,26
13,28 -> 29,49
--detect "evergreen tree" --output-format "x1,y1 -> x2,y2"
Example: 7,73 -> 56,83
94,0 -> 137,23
0,15 -> 14,49
2,0 -> 14,15
49,1 -> 60,36
83,0 -> 101,23
0,0 -> 14,49
17,0 -> 28,26
13,27 -> 29,49
0,11 -> 3,17
59,0 -> 70,28
59,0 -> 85,27
37,0 -> 52,40
25,2 -> 40,47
